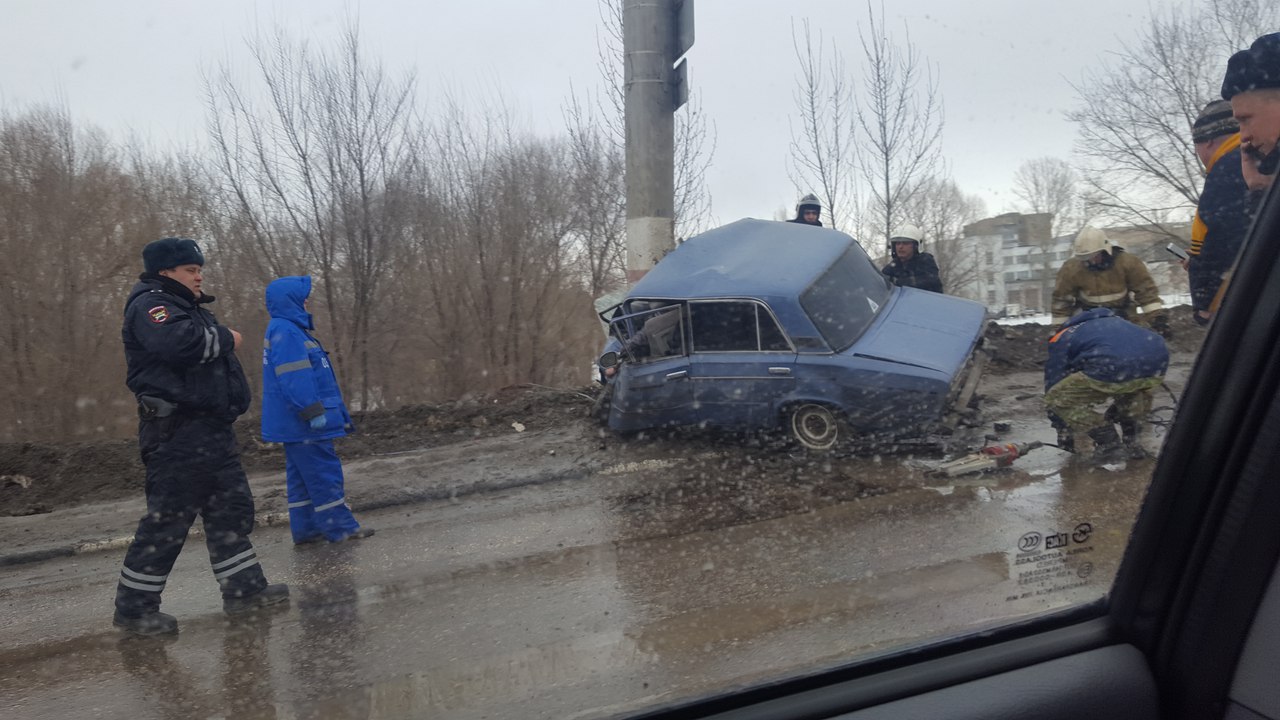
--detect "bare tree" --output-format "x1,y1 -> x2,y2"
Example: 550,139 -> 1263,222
0,107 -> 217,441
1011,157 -> 1102,308
854,0 -> 945,252
1012,157 -> 1088,237
900,176 -> 986,294
1067,0 -> 1279,232
408,102 -> 599,398
788,18 -> 860,232
206,23 -> 418,410
564,90 -> 627,296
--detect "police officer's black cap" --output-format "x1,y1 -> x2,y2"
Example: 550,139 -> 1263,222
143,237 -> 205,273
1222,33 -> 1280,100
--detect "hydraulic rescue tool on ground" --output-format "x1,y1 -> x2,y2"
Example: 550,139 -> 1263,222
928,441 -> 1045,478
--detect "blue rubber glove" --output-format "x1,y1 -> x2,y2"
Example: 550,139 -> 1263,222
309,415 -> 328,431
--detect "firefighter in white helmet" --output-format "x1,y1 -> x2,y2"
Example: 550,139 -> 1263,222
882,224 -> 943,293
1049,225 -> 1168,336
788,194 -> 824,226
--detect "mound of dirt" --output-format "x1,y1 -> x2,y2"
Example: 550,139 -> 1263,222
0,385 -> 597,517
983,305 -> 1206,373
0,310 -> 1207,517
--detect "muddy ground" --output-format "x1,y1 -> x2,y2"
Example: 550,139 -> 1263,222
0,309 -> 1207,517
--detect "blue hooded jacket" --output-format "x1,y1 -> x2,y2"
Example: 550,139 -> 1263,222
1044,307 -> 1169,392
261,276 -> 353,443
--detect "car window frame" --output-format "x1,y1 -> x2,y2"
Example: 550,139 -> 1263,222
607,301 -> 690,365
687,298 -> 796,354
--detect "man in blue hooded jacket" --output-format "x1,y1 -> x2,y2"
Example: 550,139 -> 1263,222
1044,308 -> 1169,462
262,276 -> 372,544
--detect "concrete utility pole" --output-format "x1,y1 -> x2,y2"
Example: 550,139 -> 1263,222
623,0 -> 693,284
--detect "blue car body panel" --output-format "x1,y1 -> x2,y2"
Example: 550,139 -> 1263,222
603,219 -> 987,439
628,219 -> 849,301
846,287 -> 988,376
690,352 -> 799,430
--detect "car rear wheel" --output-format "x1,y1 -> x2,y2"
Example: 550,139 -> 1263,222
789,404 -> 841,450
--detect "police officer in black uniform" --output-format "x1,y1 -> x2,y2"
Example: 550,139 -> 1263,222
114,237 -> 288,635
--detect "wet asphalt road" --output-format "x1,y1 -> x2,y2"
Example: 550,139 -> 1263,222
0,440 -> 1160,720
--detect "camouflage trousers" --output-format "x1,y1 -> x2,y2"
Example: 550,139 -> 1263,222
1044,373 -> 1164,434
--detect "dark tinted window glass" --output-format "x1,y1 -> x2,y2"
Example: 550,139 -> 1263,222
691,301 -> 758,352
800,246 -> 893,351
757,307 -> 791,351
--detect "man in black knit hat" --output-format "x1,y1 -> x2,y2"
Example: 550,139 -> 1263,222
113,237 -> 288,635
1186,99 -> 1250,325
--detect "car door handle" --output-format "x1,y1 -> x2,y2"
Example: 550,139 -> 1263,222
666,370 -> 689,380
768,367 -> 792,376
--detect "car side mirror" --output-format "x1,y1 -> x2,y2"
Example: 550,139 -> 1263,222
599,351 -> 619,369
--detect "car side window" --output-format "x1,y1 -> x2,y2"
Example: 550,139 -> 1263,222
615,303 -> 686,363
690,300 -> 790,352
757,306 -> 791,351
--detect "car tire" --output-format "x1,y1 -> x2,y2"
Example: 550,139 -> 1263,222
789,404 -> 842,451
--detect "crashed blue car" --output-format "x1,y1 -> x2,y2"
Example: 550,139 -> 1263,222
597,219 -> 987,450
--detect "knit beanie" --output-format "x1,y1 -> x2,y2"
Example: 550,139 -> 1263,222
1192,100 -> 1239,143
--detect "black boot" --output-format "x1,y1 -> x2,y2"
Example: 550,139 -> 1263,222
114,609 -> 179,636
223,583 -> 291,615
1118,418 -> 1146,459
1056,427 -> 1076,453
1087,425 -> 1125,463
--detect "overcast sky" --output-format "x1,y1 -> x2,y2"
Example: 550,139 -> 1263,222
2,0 -> 1183,227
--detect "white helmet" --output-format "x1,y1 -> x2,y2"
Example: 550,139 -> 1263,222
890,224 -> 923,246
1072,226 -> 1112,257
795,193 -> 823,214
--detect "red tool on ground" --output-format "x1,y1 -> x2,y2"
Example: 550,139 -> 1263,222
929,441 -> 1045,477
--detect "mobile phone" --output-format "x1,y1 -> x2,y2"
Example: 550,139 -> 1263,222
1166,243 -> 1189,261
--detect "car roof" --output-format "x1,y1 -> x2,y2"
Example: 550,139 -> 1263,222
628,219 -> 856,300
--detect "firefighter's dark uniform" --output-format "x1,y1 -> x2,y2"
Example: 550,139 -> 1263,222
882,251 -> 944,293
114,272 -> 269,619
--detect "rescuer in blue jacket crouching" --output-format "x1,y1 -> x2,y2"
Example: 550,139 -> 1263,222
1044,307 -> 1169,462
262,276 -> 373,544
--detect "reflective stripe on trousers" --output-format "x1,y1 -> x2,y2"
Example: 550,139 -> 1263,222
115,416 -> 268,616
285,439 -> 360,543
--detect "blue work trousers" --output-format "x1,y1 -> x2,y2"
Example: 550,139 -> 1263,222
285,440 -> 360,542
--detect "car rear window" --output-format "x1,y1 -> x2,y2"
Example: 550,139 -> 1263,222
799,245 -> 893,351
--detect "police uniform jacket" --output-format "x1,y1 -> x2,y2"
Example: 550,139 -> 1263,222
122,275 -> 251,421
882,252 -> 943,293
1050,249 -> 1164,325
261,276 -> 353,443
1044,308 -> 1169,392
